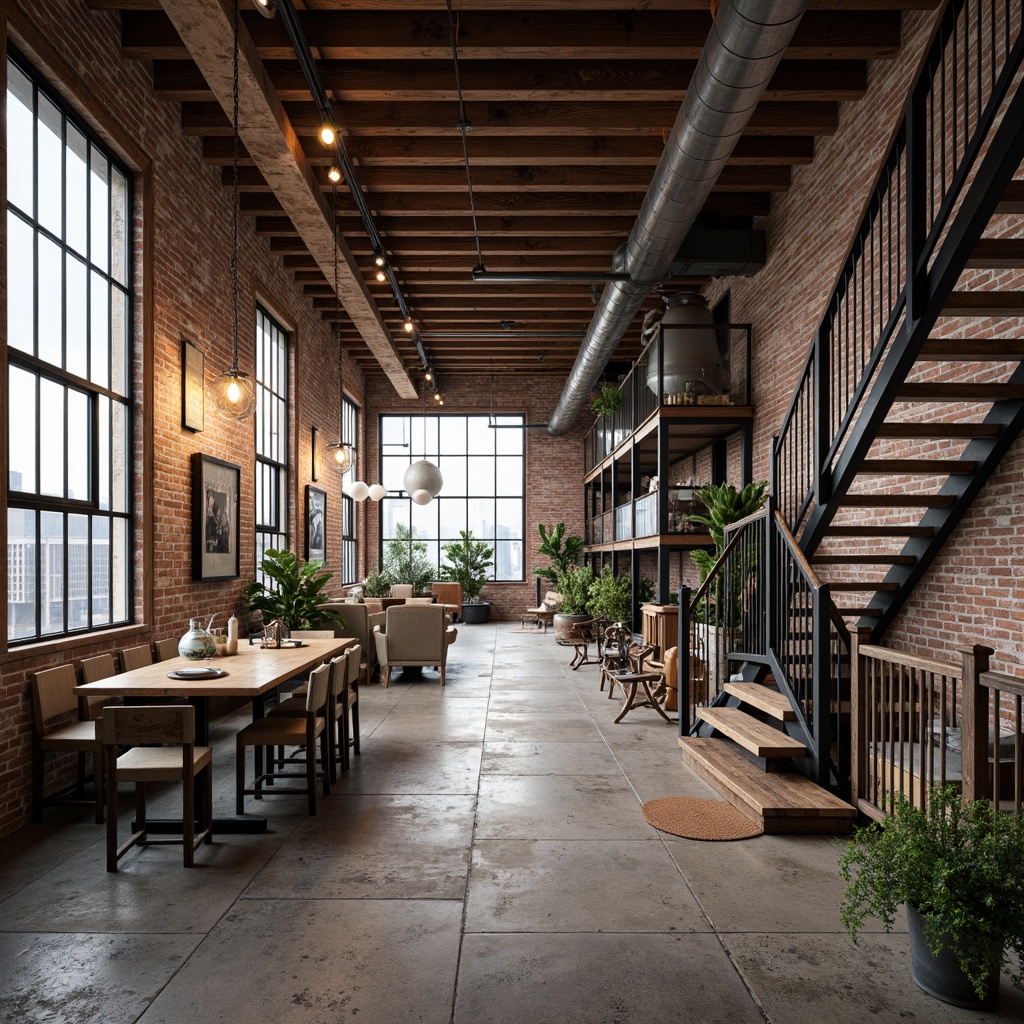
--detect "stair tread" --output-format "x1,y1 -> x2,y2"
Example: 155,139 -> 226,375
678,737 -> 856,831
941,291 -> 1024,317
843,494 -> 954,507
919,338 -> 1024,361
995,180 -> 1024,214
828,581 -> 899,592
724,682 -> 796,721
966,239 -> 1024,269
812,553 -> 916,565
828,525 -> 933,537
898,382 -> 1024,401
696,707 -> 807,757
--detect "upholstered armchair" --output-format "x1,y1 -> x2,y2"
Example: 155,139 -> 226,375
322,602 -> 385,684
373,604 -> 458,687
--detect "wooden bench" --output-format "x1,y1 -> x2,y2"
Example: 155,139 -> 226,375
522,591 -> 562,632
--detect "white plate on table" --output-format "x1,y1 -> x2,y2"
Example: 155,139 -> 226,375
167,667 -> 229,680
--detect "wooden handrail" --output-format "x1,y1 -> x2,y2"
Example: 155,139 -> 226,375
687,512 -> 762,612
859,643 -> 962,680
773,510 -> 822,590
979,670 -> 1024,698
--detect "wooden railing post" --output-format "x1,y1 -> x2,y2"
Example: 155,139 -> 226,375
678,584 -> 691,738
958,643 -> 994,804
849,628 -> 871,813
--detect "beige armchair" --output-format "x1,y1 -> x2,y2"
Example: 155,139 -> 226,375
373,604 -> 458,687
322,602 -> 384,684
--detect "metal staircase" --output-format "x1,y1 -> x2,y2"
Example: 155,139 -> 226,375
678,0 -> 1024,822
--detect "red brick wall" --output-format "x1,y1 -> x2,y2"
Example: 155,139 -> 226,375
0,0 -> 364,835
361,373 -> 588,622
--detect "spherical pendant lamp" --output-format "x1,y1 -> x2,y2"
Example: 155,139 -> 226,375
346,480 -> 369,502
403,459 -> 443,498
367,483 -> 387,501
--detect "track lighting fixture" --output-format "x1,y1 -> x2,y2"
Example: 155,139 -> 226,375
318,121 -> 336,147
424,369 -> 433,382
374,251 -> 386,268
327,164 -> 341,184
375,268 -> 387,283
403,318 -> 414,333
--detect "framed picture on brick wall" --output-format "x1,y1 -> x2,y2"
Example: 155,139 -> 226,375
181,338 -> 204,432
192,453 -> 240,581
306,485 -> 327,564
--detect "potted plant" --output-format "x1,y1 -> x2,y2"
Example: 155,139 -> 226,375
382,522 -> 434,595
586,565 -> 634,626
552,563 -> 594,641
441,529 -> 495,624
839,785 -> 1024,1009
590,381 -> 623,418
360,568 -> 393,613
533,521 -> 584,586
242,548 -> 343,632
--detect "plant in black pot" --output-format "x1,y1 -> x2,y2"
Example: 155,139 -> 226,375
552,563 -> 594,641
441,529 -> 494,624
243,548 -> 343,633
839,785 -> 1024,1009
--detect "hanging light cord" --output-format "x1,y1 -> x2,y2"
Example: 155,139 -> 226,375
333,180 -> 344,443
231,0 -> 240,368
446,0 -> 484,270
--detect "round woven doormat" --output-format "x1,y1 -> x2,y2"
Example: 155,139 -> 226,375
641,797 -> 762,841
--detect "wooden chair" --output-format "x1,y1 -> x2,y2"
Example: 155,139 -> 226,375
522,590 -> 561,632
121,644 -> 153,672
340,641 -> 361,770
79,653 -> 120,721
30,665 -> 105,824
599,622 -> 634,692
390,584 -> 414,599
606,643 -> 673,724
287,629 -> 337,640
431,581 -> 462,622
103,705 -> 213,871
154,638 -> 180,662
236,662 -> 332,815
564,618 -> 605,670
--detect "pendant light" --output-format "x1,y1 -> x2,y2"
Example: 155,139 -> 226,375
325,181 -> 355,474
212,1 -> 257,420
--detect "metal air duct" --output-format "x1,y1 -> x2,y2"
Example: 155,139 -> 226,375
546,0 -> 809,435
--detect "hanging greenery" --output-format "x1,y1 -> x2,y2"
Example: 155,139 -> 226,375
589,381 -> 623,418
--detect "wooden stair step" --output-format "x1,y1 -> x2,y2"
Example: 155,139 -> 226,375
842,493 -> 954,508
834,605 -> 882,617
678,737 -> 856,835
876,422 -> 1000,439
811,553 -> 916,566
920,338 -> 1024,361
828,581 -> 899,592
696,707 -> 807,758
965,239 -> 1024,269
828,525 -> 933,537
724,682 -> 796,721
859,458 -> 977,474
940,291 -> 1024,317
995,180 -> 1024,214
897,382 -> 1024,401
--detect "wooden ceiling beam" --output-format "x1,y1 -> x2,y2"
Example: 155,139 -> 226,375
155,57 -> 867,103
183,99 -> 839,136
123,11 -> 902,62
94,1 -> 942,11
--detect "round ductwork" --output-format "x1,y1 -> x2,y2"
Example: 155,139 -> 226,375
645,292 -> 726,397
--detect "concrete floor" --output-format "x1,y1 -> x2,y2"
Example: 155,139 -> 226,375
2,623 -> 1022,1023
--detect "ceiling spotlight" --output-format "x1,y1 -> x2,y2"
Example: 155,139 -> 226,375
375,268 -> 387,283
252,0 -> 277,17
433,391 -> 442,402
438,397 -> 445,406
424,369 -> 433,382
318,121 -> 337,147
327,164 -> 342,184
403,318 -> 414,333
374,251 -> 386,268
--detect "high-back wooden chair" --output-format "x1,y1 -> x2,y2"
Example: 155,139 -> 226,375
236,662 -> 332,816
120,644 -> 153,672
343,641 -> 361,766
154,638 -> 179,662
30,665 -> 105,824
102,705 -> 213,871
79,653 -> 120,721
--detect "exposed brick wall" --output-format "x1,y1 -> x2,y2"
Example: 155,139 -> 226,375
0,0 -> 364,835
362,373 -> 588,623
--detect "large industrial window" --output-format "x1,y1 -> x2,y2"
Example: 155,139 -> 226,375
255,306 -> 289,575
340,396 -> 358,583
379,414 -> 525,581
6,51 -> 133,643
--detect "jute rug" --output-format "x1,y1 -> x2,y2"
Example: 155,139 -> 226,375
510,626 -> 547,634
641,797 -> 762,841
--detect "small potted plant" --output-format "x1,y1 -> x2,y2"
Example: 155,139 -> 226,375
242,548 -> 343,632
552,563 -> 594,641
839,785 -> 1024,1009
590,381 -> 623,419
441,529 -> 495,624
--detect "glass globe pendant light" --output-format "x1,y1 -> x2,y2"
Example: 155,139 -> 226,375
212,1 -> 256,420
325,180 -> 356,474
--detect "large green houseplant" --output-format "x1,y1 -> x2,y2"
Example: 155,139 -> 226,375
242,548 -> 342,631
441,529 -> 495,624
382,522 -> 434,595
587,565 -> 633,625
533,521 -> 584,585
552,563 -> 593,641
839,785 -> 1024,1008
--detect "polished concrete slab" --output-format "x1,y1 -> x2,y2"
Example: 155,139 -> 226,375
2,622 -> 1022,1022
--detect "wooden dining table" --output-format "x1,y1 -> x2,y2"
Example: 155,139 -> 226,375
75,637 -> 353,833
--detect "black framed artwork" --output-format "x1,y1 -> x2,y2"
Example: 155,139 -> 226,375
311,425 -> 322,482
181,338 -> 204,432
192,453 -> 241,580
306,485 -> 327,564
